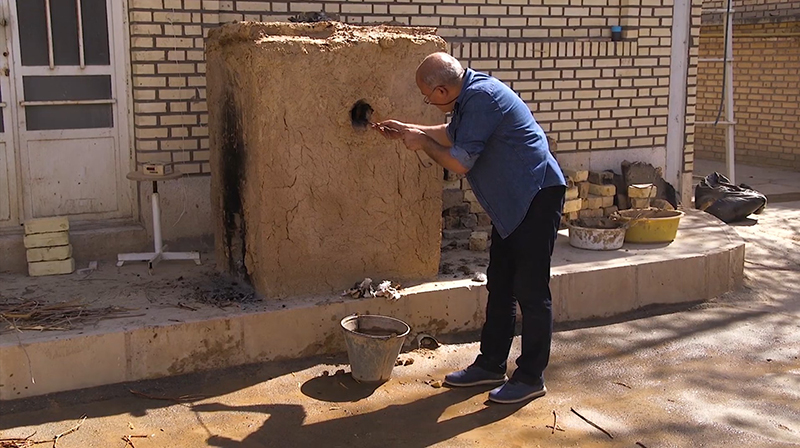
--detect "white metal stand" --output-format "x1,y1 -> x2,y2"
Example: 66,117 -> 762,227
696,0 -> 736,183
117,171 -> 201,271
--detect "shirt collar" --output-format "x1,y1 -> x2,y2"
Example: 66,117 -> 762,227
453,68 -> 474,114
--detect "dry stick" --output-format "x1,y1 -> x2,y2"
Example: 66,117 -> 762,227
129,389 -> 207,403
545,410 -> 565,433
636,442 -> 648,448
0,440 -> 32,448
0,430 -> 53,448
52,415 -> 87,447
176,302 -> 198,311
613,381 -> 632,389
1,299 -> 137,333
122,435 -> 149,448
570,408 -> 613,439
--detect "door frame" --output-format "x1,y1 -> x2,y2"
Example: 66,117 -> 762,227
114,0 -> 137,225
0,0 -> 20,228
116,0 -> 138,226
4,0 -> 135,225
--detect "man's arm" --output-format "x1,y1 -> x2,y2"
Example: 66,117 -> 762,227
375,121 -> 452,147
411,124 -> 451,148
401,129 -> 469,174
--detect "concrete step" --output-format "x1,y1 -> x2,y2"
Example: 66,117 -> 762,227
0,210 -> 745,400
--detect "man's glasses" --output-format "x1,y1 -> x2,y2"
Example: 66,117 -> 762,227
423,85 -> 444,105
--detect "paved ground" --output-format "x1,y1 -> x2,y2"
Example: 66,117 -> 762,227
694,159 -> 800,203
1,202 -> 798,447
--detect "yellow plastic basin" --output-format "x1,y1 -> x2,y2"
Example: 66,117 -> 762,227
618,209 -> 684,243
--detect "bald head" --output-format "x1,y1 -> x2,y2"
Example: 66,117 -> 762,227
416,52 -> 464,89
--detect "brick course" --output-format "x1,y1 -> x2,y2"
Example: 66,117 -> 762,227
695,20 -> 800,171
702,0 -> 800,25
127,0 -> 701,180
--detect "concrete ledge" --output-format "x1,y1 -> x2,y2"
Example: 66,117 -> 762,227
0,210 -> 744,400
0,223 -> 150,274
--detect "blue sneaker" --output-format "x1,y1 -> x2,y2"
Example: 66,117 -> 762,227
488,380 -> 547,404
444,365 -> 507,387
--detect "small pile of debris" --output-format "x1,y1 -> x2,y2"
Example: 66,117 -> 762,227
342,278 -> 401,301
185,272 -> 258,308
0,298 -> 134,333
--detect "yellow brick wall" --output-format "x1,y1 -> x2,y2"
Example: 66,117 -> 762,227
695,21 -> 800,171
450,40 -> 671,153
127,0 -> 701,175
702,0 -> 800,24
128,0 -> 213,174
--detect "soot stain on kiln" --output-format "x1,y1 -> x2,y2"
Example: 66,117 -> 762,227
221,91 -> 250,282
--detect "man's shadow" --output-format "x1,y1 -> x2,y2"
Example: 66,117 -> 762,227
193,379 -> 527,448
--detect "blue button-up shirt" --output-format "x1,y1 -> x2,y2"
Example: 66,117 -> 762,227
447,68 -> 566,239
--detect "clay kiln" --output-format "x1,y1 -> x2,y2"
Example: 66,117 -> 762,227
207,22 -> 445,299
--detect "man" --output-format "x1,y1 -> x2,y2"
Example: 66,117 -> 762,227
376,52 -> 566,404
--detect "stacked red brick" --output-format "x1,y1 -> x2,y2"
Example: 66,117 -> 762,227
561,169 -> 618,225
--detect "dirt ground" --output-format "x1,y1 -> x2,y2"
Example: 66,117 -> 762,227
0,203 -> 798,447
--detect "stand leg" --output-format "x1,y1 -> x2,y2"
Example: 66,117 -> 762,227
152,189 -> 163,253
117,179 -> 202,270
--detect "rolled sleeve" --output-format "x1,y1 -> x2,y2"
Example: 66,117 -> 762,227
446,91 -> 503,171
449,145 -> 478,170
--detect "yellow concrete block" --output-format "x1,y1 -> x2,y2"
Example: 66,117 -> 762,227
28,258 -> 75,277
629,183 -> 657,198
602,195 -> 615,208
588,183 -> 616,197
588,170 -> 614,184
578,182 -> 591,199
582,195 -> 604,210
562,169 -> 589,182
23,216 -> 69,235
631,197 -> 651,209
469,231 -> 489,252
563,198 -> 583,214
468,202 -> 485,214
565,186 -> 579,200
443,179 -> 460,190
23,231 -> 70,249
26,245 -> 73,263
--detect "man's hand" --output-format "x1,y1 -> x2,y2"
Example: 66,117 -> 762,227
373,120 -> 408,140
400,128 -> 429,152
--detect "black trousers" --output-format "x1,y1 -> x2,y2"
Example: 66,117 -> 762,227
474,185 -> 565,386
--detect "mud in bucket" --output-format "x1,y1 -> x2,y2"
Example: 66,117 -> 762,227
340,314 -> 410,383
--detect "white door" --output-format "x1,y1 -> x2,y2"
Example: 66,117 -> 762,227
0,1 -> 18,228
7,0 -> 132,222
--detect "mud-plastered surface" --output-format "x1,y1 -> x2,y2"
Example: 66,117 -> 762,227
207,22 -> 446,299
